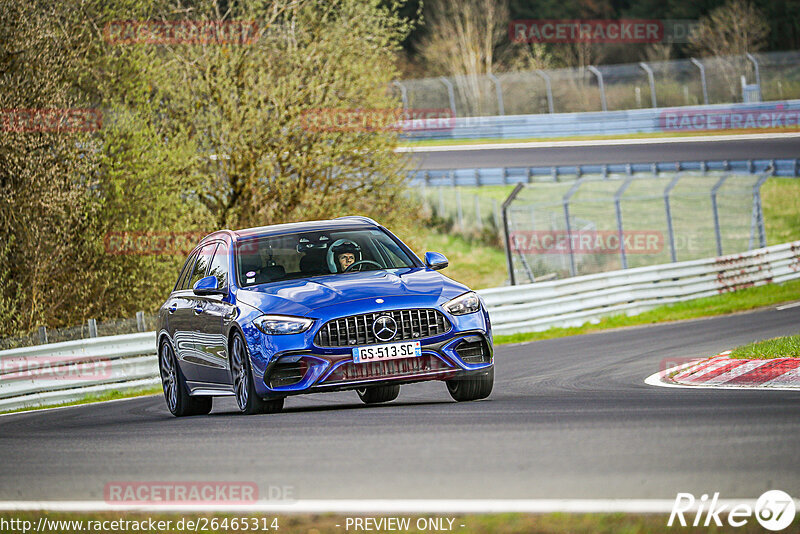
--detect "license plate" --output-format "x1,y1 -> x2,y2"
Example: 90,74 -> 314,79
353,341 -> 421,364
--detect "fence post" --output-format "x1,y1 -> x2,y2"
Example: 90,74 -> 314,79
750,174 -> 769,249
88,318 -> 98,338
392,81 -> 408,114
746,53 -> 762,101
587,66 -> 607,112
614,178 -> 635,269
502,183 -> 526,285
664,174 -> 682,263
136,311 -> 145,333
488,73 -> 505,116
492,198 -> 501,230
456,188 -> 464,229
439,77 -> 457,117
639,62 -> 657,108
38,326 -> 48,344
474,196 -> 483,231
562,180 -> 583,277
690,58 -> 709,105
438,187 -> 445,218
710,175 -> 729,256
536,70 -> 554,114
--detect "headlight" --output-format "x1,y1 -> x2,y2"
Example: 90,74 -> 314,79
253,315 -> 314,335
443,291 -> 481,316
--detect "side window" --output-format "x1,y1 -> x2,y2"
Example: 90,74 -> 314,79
207,242 -> 229,288
187,243 -> 215,291
176,250 -> 198,291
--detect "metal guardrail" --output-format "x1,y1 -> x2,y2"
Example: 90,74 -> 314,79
0,332 -> 158,412
2,241 -> 799,411
478,241 -> 800,336
409,159 -> 800,186
400,100 -> 800,141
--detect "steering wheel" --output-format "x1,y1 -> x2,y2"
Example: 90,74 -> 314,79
344,260 -> 382,273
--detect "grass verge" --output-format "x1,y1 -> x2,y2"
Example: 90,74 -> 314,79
0,386 -> 161,415
398,128 -> 800,148
730,333 -> 800,359
494,278 -> 800,345
2,512 -> 794,533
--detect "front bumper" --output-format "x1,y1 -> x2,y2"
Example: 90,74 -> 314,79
242,301 -> 493,399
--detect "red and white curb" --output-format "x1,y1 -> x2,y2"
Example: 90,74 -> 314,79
645,351 -> 800,390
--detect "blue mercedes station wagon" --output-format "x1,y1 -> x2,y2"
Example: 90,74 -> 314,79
157,217 -> 493,416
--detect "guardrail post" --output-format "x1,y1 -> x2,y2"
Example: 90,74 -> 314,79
136,311 -> 145,333
536,70 -> 554,113
88,318 -> 98,338
664,174 -> 682,263
502,183 -> 526,285
474,168 -> 480,187
392,81 -> 408,114
614,178 -> 635,269
38,326 -> 48,344
746,53 -> 762,101
711,174 -> 729,256
488,73 -> 505,116
639,62 -> 657,108
587,66 -> 607,112
562,180 -> 583,277
690,58 -> 709,105
439,77 -> 457,118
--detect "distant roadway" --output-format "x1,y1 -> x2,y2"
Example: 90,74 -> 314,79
402,133 -> 800,170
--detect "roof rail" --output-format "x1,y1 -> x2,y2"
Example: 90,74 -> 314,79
335,216 -> 380,226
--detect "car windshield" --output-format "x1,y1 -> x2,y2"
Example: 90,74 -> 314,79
235,228 -> 417,287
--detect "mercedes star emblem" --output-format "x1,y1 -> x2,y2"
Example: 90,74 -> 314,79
372,315 -> 398,342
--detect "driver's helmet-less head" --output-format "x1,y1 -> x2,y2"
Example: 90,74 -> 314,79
327,239 -> 362,273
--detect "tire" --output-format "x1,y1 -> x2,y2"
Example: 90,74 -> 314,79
159,340 -> 213,417
446,367 -> 494,402
356,384 -> 401,404
231,332 -> 284,415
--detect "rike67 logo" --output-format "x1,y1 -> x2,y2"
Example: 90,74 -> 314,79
668,490 -> 796,531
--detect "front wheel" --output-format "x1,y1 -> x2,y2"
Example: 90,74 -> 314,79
446,367 -> 494,402
159,340 -> 212,417
356,384 -> 400,404
231,332 -> 284,415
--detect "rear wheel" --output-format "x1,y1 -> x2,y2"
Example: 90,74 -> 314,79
446,367 -> 494,402
159,340 -> 212,417
231,332 -> 284,415
356,384 -> 400,404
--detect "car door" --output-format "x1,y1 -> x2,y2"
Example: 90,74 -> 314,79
189,241 -> 235,386
174,242 -> 216,384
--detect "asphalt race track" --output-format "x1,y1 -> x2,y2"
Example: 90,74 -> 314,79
407,135 -> 800,170
1,306 -> 799,502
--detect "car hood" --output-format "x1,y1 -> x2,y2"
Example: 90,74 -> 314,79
234,268 -> 468,316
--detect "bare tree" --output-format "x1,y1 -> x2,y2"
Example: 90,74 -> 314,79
689,0 -> 769,58
418,0 -> 509,115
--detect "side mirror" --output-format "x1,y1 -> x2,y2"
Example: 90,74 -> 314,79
193,275 -> 226,296
424,251 -> 448,271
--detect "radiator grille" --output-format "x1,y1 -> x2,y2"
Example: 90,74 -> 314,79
315,309 -> 450,347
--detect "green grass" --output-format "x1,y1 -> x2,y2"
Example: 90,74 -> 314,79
399,127 -> 800,147
494,278 -> 800,345
763,178 -> 800,244
730,333 -> 800,359
0,386 -> 161,415
3,512 -> 794,533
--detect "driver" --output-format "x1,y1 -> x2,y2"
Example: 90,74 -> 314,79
327,240 -> 362,273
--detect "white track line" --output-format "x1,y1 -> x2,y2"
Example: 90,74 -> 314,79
776,301 -> 800,310
0,499 -> 769,514
397,132 -> 800,153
